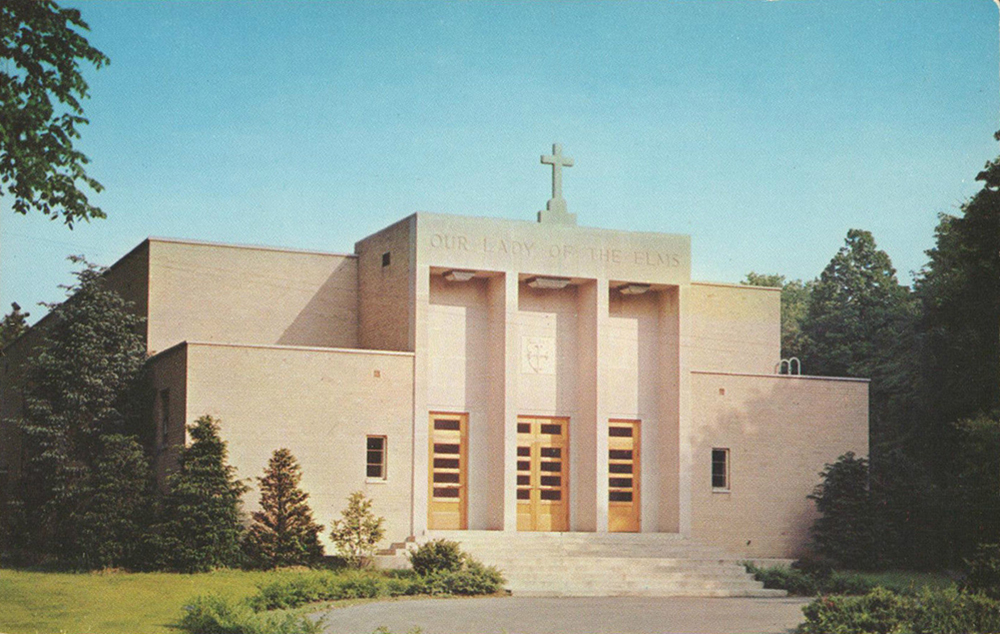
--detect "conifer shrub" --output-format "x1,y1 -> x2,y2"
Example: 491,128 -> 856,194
808,452 -> 881,570
244,448 -> 325,569
150,415 -> 248,572
329,491 -> 385,568
407,539 -> 463,576
180,594 -> 322,634
75,433 -> 154,569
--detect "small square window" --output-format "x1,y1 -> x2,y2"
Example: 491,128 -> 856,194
381,252 -> 391,267
712,448 -> 729,490
367,436 -> 386,480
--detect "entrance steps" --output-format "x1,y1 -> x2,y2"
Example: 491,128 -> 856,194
377,530 -> 785,598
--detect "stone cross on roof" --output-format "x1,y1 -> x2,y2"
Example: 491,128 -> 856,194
538,143 -> 577,225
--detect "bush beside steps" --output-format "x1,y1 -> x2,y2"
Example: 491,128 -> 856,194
180,540 -> 506,634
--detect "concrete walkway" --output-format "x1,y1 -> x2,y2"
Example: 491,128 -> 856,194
317,596 -> 811,634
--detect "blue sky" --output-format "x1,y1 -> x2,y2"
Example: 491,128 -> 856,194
3,1 -> 998,323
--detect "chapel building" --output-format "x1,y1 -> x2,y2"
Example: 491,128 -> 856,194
0,145 -> 868,559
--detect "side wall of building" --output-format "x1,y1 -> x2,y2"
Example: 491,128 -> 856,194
147,240 -> 359,354
689,371 -> 869,558
687,283 -> 781,375
355,216 -> 415,352
184,343 -> 415,546
147,344 -> 189,487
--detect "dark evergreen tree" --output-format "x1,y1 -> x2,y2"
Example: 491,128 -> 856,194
244,448 -> 325,569
152,415 -> 248,572
75,434 -> 154,569
808,452 -> 882,569
9,256 -> 146,560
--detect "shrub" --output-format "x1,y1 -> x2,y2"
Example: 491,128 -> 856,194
798,587 -> 910,634
244,448 -> 325,569
150,415 -> 249,572
329,491 -> 385,568
419,559 -> 505,596
963,543 -> 1000,600
180,594 -> 321,634
798,587 -> 1000,634
408,539 -> 463,576
744,562 -> 819,596
808,452 -> 881,570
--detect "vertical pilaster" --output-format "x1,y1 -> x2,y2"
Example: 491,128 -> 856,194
574,278 -> 609,532
411,263 -> 430,536
677,284 -> 693,537
487,273 -> 519,531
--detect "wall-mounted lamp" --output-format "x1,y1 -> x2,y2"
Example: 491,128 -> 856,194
526,276 -> 571,290
618,283 -> 651,295
443,270 -> 476,282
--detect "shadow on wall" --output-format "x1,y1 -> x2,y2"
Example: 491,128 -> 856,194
278,260 -> 358,348
688,373 -> 868,559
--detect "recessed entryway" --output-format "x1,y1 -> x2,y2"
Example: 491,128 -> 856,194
428,413 -> 468,530
516,416 -> 569,531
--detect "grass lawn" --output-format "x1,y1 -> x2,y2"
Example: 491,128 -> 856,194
0,567 -> 310,634
845,569 -> 956,593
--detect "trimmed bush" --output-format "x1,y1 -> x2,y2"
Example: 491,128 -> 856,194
408,539 -> 463,576
798,588 -> 1000,634
180,594 -> 321,634
419,559 -> 506,596
798,587 -> 910,634
744,562 -> 878,597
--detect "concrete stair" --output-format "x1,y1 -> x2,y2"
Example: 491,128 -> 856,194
377,530 -> 785,598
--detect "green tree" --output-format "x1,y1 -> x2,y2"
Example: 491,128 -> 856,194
244,448 -> 325,569
329,490 -> 385,568
915,146 -> 1000,434
808,452 -> 881,569
1,0 -> 109,226
0,302 -> 30,349
152,415 -> 248,572
75,433 -> 154,569
949,414 -> 1000,556
9,256 -> 146,560
742,272 -> 813,360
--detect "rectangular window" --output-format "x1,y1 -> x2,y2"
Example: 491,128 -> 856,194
381,252 -> 391,267
712,448 -> 729,490
367,436 -> 386,480
159,389 -> 170,447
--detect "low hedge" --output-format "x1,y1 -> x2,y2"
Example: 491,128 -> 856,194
798,587 -> 1000,634
744,562 -> 878,596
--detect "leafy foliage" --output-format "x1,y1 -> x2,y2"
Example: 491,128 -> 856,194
0,302 -> 30,349
151,415 -> 248,573
798,587 -> 1000,634
0,0 -> 109,226
407,539 -> 464,576
75,433 -> 154,569
963,543 -> 1000,600
8,256 -> 147,561
742,272 -> 813,360
329,491 -> 385,568
808,453 -> 881,570
244,448 -> 325,569
180,594 -> 322,634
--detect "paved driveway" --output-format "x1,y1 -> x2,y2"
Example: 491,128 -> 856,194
317,596 -> 811,634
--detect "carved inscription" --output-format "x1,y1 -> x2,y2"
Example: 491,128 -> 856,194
428,233 -> 682,267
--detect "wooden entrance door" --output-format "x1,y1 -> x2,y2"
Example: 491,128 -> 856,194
428,413 -> 468,529
516,416 -> 569,531
608,419 -> 640,532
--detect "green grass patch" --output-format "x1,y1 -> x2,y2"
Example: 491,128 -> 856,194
0,568 -> 309,634
839,569 -> 955,593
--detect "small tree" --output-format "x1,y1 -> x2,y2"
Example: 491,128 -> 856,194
244,448 -> 325,569
75,434 -> 153,570
152,415 -> 248,572
329,491 -> 385,568
808,452 -> 880,570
